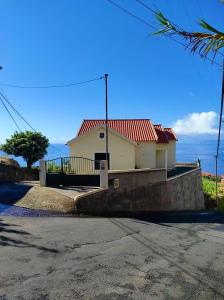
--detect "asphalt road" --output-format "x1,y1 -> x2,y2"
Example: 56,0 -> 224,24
1,212 -> 224,299
0,203 -> 67,217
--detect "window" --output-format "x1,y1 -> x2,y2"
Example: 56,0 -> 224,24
99,132 -> 105,139
94,153 -> 110,170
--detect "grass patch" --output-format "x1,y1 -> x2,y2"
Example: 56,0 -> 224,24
202,176 -> 224,210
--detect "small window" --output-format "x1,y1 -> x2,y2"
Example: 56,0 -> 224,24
99,132 -> 105,139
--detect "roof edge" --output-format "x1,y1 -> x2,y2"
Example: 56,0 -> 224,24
67,125 -> 138,146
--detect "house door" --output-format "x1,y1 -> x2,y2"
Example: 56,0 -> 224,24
94,153 -> 110,169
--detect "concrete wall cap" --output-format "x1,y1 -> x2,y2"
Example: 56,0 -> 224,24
167,167 -> 201,181
108,168 -> 166,174
74,187 -> 106,203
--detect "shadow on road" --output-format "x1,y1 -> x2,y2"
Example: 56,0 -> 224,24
128,211 -> 224,225
110,217 -> 224,298
0,218 -> 59,253
0,183 -> 32,205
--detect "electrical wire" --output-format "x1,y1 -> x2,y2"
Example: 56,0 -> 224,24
0,76 -> 104,89
106,0 -> 199,49
0,95 -> 21,131
0,89 -> 36,132
108,0 -> 157,29
0,90 -> 61,155
134,0 -> 224,59
106,0 -> 222,66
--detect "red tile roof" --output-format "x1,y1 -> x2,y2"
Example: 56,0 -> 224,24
77,119 -> 177,143
153,125 -> 169,144
164,128 -> 178,141
77,119 -> 158,142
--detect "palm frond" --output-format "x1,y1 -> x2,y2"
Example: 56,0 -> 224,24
154,11 -> 224,59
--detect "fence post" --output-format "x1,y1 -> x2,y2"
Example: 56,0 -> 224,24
60,157 -> 63,173
100,160 -> 108,189
39,159 -> 46,187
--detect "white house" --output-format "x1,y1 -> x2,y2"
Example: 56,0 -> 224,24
67,119 -> 177,170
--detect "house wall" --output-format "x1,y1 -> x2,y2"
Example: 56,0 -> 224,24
156,142 -> 176,169
167,141 -> 176,168
156,150 -> 166,168
135,142 -> 156,169
69,128 -> 136,170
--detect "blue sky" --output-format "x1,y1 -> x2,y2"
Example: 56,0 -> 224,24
0,0 -> 223,143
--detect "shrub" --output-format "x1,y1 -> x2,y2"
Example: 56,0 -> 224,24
47,163 -> 61,173
202,177 -> 224,210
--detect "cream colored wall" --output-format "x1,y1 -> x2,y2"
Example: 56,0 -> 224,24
69,128 -> 136,170
135,142 -> 156,169
156,150 -> 166,168
156,142 -> 176,168
167,141 -> 176,168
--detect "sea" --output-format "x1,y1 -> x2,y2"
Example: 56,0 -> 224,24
1,139 -> 224,175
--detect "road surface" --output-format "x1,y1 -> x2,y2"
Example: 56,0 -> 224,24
0,212 -> 224,299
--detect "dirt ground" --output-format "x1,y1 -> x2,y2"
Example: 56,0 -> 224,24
0,183 -> 76,213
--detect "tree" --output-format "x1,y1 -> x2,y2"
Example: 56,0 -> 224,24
1,131 -> 49,168
154,11 -> 224,59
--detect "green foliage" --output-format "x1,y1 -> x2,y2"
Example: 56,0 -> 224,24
202,178 -> 222,200
1,131 -> 49,168
202,177 -> 224,211
217,198 -> 224,211
47,162 -> 61,173
154,10 -> 224,59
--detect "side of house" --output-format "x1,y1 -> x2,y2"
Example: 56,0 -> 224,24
68,126 -> 136,170
67,119 -> 177,170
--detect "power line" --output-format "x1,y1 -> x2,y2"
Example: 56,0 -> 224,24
134,0 -> 224,59
0,76 -> 104,89
0,95 -> 21,131
106,0 -> 193,48
107,0 -> 157,29
0,89 -> 36,132
135,0 -> 185,32
106,0 -> 222,66
134,0 -> 223,111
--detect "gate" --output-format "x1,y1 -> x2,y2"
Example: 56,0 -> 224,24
45,156 -> 100,187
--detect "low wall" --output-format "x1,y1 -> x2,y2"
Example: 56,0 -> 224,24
0,165 -> 39,183
108,167 -> 167,187
75,168 -> 204,214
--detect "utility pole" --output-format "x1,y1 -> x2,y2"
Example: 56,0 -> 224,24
105,73 -> 109,168
215,61 -> 224,203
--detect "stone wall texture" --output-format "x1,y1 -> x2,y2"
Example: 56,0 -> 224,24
75,168 -> 204,214
0,165 -> 39,183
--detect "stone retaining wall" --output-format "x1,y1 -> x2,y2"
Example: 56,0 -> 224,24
0,165 -> 39,183
75,168 -> 204,214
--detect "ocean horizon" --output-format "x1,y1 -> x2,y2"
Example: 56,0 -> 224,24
1,139 -> 224,175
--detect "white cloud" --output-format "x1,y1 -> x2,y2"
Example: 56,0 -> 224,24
172,111 -> 218,135
49,136 -> 68,143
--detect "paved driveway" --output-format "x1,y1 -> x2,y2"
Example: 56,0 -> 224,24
1,212 -> 224,299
